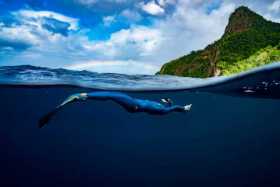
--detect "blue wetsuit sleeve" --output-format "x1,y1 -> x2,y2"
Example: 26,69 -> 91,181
162,105 -> 185,113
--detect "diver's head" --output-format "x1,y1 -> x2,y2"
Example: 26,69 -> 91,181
161,98 -> 173,106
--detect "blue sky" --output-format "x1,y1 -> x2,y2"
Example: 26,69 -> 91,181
0,0 -> 279,74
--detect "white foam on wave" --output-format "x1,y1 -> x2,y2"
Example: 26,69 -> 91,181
0,62 -> 279,91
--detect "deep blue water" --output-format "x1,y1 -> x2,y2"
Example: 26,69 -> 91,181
0,64 -> 280,186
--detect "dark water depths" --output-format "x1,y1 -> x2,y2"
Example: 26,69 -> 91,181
0,64 -> 280,186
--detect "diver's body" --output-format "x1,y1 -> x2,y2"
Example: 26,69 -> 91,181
86,92 -> 188,114
38,91 -> 192,128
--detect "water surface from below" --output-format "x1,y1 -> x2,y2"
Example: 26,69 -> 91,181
0,87 -> 279,187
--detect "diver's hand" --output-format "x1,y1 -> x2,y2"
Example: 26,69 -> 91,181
184,104 -> 192,111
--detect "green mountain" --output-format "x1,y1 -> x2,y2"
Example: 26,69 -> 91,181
158,6 -> 280,77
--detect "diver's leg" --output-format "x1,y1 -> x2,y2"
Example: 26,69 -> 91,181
87,92 -> 139,112
86,92 -> 130,100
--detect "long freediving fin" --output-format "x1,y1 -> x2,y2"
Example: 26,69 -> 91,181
38,107 -> 60,128
38,93 -> 87,128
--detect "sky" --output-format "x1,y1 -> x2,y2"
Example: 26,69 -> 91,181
0,0 -> 280,74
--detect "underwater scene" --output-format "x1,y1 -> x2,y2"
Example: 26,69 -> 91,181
1,0 -> 280,186
1,63 -> 280,186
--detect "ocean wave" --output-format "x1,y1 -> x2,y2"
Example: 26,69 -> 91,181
0,63 -> 280,98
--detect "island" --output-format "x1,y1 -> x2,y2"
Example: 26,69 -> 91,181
158,6 -> 280,78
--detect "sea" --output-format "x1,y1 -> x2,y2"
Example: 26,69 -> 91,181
0,63 -> 280,187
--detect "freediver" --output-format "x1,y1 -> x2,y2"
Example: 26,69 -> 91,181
38,91 -> 192,128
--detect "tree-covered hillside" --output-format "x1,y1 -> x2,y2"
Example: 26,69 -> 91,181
159,6 -> 280,77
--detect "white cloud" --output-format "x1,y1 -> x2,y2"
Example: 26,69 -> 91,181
0,10 -> 79,52
138,0 -> 236,64
121,9 -> 142,22
263,14 -> 280,23
268,0 -> 280,12
158,0 -> 177,7
87,26 -> 162,58
0,1 -> 238,74
0,22 -> 40,47
75,0 -> 98,6
103,15 -> 116,27
1,9 -> 163,73
0,9 -> 93,66
66,60 -> 159,74
2,1 -> 280,75
140,0 -> 165,16
14,10 -> 79,30
76,0 -> 127,6
0,9 -> 83,55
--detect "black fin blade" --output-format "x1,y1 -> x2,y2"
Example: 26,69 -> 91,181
38,108 -> 59,128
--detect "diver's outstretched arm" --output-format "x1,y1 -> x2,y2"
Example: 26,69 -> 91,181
38,93 -> 88,128
163,104 -> 192,113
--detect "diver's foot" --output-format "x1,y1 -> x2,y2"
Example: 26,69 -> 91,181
80,93 -> 88,100
184,104 -> 192,111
